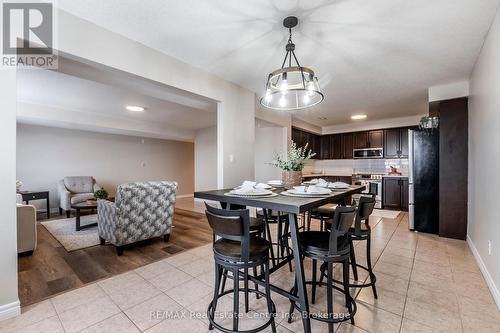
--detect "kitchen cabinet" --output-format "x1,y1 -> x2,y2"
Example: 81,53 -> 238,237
400,128 -> 409,157
354,132 -> 369,149
330,134 -> 343,159
293,127 -> 411,161
368,130 -> 384,148
342,133 -> 353,159
438,97 -> 468,240
292,127 -> 320,157
320,135 -> 331,159
383,177 -> 408,211
384,128 -> 409,158
354,130 -> 384,149
291,127 -> 303,147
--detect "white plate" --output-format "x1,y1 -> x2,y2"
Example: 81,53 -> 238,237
224,192 -> 278,198
281,191 -> 331,198
292,186 -> 331,195
328,182 -> 351,189
229,188 -> 273,196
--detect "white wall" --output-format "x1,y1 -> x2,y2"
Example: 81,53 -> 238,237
0,70 -> 20,320
195,126 -> 217,191
468,8 -> 500,307
254,125 -> 287,183
17,124 -> 195,209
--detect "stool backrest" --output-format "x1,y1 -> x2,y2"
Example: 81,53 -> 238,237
205,203 -> 251,261
353,195 -> 376,235
328,205 -> 357,256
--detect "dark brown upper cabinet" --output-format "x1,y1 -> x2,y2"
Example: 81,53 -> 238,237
291,127 -> 303,147
330,134 -> 343,159
291,127 -> 321,158
320,135 -> 331,159
354,132 -> 369,149
342,133 -> 354,159
400,128 -> 409,157
368,130 -> 384,148
384,128 -> 409,158
353,130 -> 383,149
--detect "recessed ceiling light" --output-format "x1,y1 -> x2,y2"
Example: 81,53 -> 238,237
351,114 -> 367,120
126,105 -> 145,112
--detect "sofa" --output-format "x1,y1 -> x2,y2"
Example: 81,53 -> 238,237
97,181 -> 177,255
58,176 -> 100,217
16,194 -> 37,255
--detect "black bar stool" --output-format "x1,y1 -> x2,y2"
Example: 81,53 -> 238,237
347,194 -> 378,298
205,203 -> 277,333
256,209 -> 293,271
306,203 -> 338,231
287,206 -> 357,333
219,202 -> 267,312
321,194 -> 378,298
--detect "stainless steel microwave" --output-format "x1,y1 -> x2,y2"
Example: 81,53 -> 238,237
353,148 -> 384,159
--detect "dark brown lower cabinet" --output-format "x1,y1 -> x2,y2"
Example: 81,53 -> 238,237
383,177 -> 408,211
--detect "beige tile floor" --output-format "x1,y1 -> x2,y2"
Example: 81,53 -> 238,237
1,213 -> 499,333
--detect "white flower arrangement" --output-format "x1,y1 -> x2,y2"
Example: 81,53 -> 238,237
270,141 -> 316,171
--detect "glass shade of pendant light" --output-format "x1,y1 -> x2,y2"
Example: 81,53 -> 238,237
260,16 -> 324,111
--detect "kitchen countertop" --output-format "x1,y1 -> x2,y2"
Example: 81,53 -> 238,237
302,173 -> 353,178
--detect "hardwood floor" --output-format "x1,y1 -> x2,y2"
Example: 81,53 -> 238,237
18,208 -> 211,307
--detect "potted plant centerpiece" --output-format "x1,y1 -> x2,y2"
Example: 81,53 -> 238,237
271,141 -> 316,189
92,187 -> 108,204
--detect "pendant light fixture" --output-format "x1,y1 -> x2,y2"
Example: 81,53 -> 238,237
260,16 -> 324,111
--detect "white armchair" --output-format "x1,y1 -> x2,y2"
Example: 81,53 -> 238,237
17,203 -> 37,255
58,176 -> 100,217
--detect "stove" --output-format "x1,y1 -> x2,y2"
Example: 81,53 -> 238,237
351,173 -> 383,208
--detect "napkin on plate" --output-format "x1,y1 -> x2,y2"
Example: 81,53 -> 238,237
310,178 -> 327,185
293,185 -> 322,193
329,181 -> 350,189
238,181 -> 271,190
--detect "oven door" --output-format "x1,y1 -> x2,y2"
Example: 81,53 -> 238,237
353,148 -> 384,159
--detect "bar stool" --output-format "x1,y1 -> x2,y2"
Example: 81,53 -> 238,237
256,209 -> 293,271
307,203 -> 338,231
219,202 -> 267,311
205,203 -> 277,333
321,195 -> 378,299
287,206 -> 357,333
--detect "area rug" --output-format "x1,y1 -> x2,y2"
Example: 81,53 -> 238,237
371,209 -> 401,219
41,215 -> 99,252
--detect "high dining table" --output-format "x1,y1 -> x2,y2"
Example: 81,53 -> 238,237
194,185 -> 365,333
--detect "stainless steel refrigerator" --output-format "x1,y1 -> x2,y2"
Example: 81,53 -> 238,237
408,129 -> 439,233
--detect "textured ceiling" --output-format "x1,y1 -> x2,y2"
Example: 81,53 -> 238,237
57,0 -> 500,126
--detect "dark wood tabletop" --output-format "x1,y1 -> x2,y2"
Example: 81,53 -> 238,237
71,201 -> 97,209
194,185 -> 365,214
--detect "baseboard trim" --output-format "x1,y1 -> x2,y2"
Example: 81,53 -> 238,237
467,235 -> 500,309
177,194 -> 194,199
0,300 -> 20,322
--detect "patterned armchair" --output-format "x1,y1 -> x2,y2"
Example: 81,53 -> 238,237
97,181 -> 177,255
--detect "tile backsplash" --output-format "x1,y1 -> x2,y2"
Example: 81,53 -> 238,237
312,158 -> 409,176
